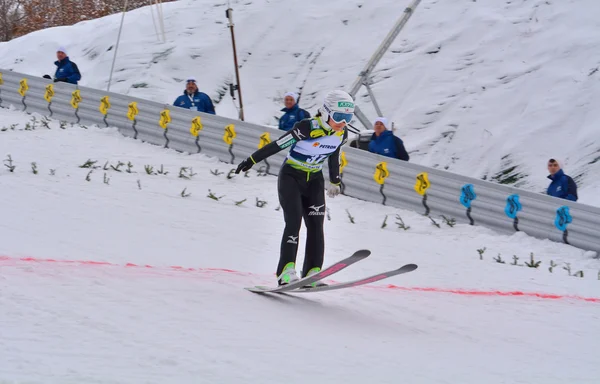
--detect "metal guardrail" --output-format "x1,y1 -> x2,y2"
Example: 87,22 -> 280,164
1,69 -> 599,253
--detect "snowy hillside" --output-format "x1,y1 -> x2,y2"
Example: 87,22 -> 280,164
0,107 -> 599,383
0,0 -> 599,206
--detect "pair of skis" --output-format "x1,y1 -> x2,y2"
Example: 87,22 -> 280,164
246,249 -> 418,294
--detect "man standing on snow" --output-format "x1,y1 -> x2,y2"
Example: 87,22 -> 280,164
546,158 -> 578,201
52,47 -> 81,85
368,117 -> 409,161
173,78 -> 216,114
278,92 -> 310,131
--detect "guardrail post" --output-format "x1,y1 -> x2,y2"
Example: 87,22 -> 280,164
190,116 -> 203,153
373,161 -> 389,205
414,172 -> 430,215
460,184 -> 477,225
223,124 -> 237,164
504,194 -> 522,231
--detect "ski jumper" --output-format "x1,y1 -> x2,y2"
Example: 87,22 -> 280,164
245,116 -> 347,277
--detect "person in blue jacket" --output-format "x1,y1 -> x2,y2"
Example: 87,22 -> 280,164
368,117 -> 409,161
546,158 -> 578,201
278,92 -> 310,131
173,78 -> 216,114
52,47 -> 81,85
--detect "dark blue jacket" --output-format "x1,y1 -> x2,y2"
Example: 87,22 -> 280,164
368,130 -> 409,161
279,104 -> 310,131
547,169 -> 578,201
174,91 -> 216,114
54,57 -> 81,85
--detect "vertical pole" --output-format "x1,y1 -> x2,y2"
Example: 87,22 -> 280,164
226,8 -> 244,121
107,0 -> 128,92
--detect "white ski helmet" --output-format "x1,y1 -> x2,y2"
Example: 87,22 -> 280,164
319,90 -> 355,124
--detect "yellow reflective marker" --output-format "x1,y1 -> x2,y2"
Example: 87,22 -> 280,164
99,96 -> 111,115
44,84 -> 55,103
373,162 -> 389,185
159,109 -> 171,129
127,102 -> 139,120
340,151 -> 348,174
18,78 -> 28,97
70,89 -> 81,109
0,72 -> 4,85
223,124 -> 236,145
190,116 -> 203,137
414,172 -> 430,196
258,132 -> 271,149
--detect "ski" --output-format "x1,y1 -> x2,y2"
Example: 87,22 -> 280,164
289,263 -> 418,293
245,249 -> 370,293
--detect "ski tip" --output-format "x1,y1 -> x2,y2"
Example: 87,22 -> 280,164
354,249 -> 371,258
245,286 -> 271,293
400,264 -> 418,272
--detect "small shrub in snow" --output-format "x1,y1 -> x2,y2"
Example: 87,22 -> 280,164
31,162 -> 38,174
525,252 -> 541,268
181,188 -> 191,198
494,253 -> 506,264
145,165 -> 156,175
548,260 -> 557,273
207,189 -> 223,201
235,198 -> 247,206
256,198 -> 267,208
381,215 -> 388,229
86,170 -> 93,181
157,165 -> 168,175
110,161 -> 125,172
429,216 -> 440,228
227,169 -> 236,179
511,255 -> 523,266
4,155 -> 15,172
179,167 -> 191,179
326,207 -> 331,221
441,215 -> 456,227
563,263 -> 572,276
346,209 -> 355,224
41,117 -> 51,129
137,180 -> 142,190
477,247 -> 486,260
49,169 -> 56,176
395,214 -> 410,230
103,172 -> 110,185
211,169 -> 224,176
574,270 -> 584,278
126,162 -> 135,173
79,159 -> 98,169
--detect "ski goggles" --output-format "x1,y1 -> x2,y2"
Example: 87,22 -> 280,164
330,111 -> 353,124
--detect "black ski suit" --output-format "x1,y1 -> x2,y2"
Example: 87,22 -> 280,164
240,117 -> 347,277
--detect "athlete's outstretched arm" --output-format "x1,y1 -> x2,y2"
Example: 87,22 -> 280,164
234,120 -> 311,174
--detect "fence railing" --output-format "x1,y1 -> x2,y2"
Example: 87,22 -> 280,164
1,69 -> 599,253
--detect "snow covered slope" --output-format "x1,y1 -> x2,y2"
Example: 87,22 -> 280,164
0,0 -> 599,205
0,107 -> 599,383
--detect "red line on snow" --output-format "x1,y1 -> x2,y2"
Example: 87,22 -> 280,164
382,285 -> 600,303
1,255 -> 598,303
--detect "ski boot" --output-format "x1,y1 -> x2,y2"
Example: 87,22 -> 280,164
302,267 -> 328,289
277,262 -> 300,286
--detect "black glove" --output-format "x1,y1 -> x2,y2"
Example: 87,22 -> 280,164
43,74 -> 52,79
235,157 -> 255,174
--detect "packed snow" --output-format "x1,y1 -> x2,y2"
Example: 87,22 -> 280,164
0,0 -> 599,205
0,107 -> 599,383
